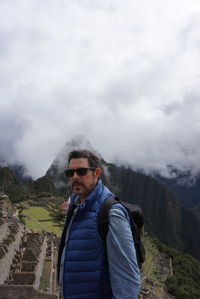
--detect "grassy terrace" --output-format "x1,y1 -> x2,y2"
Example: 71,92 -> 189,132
140,236 -> 171,298
39,260 -> 52,292
20,205 -> 62,236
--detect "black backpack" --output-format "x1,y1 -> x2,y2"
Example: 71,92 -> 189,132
98,197 -> 145,269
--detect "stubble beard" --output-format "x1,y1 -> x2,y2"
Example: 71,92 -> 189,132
71,179 -> 96,198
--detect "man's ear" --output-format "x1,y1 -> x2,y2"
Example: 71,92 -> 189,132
95,167 -> 101,178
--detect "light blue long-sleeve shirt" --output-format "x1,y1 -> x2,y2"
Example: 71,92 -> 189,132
107,207 -> 141,299
59,199 -> 141,298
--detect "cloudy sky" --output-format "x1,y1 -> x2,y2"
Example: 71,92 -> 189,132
1,0 -> 200,179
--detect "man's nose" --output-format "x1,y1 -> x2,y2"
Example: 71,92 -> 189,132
72,171 -> 79,179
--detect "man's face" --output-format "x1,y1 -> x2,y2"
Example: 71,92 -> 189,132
68,157 -> 101,199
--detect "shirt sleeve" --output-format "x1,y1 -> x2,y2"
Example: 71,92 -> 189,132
107,206 -> 141,299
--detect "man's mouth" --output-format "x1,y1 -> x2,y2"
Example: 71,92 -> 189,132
72,182 -> 83,187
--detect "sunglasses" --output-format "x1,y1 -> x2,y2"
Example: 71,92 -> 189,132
64,167 -> 97,177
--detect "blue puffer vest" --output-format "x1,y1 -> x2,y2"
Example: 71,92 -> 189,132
62,179 -> 113,299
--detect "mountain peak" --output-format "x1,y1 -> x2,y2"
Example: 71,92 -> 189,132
66,135 -> 93,149
46,135 -> 100,179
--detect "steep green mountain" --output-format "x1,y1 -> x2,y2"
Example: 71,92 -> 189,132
29,175 -> 59,197
0,167 -> 29,202
0,166 -> 59,202
154,167 -> 200,209
106,163 -> 200,260
193,201 -> 200,223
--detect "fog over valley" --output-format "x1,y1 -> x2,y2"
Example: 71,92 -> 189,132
0,0 -> 200,179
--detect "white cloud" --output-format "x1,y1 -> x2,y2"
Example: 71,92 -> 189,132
0,0 -> 200,178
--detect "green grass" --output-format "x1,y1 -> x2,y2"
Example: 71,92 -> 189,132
39,260 -> 51,291
140,236 -> 170,298
142,236 -> 155,276
22,206 -> 62,236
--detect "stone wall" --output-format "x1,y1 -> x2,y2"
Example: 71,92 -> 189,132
34,235 -> 47,289
5,232 -> 46,287
0,285 -> 58,299
0,221 -> 24,284
52,237 -> 59,294
0,195 -> 16,218
0,222 -> 9,243
0,196 -> 59,297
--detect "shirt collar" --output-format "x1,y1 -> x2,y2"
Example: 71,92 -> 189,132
74,196 -> 85,208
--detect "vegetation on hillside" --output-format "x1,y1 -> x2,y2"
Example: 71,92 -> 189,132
153,238 -> 200,298
107,164 -> 200,261
140,235 -> 172,298
0,167 -> 61,202
33,175 -> 59,196
0,167 -> 29,202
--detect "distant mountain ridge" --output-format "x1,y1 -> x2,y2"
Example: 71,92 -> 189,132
155,168 -> 200,209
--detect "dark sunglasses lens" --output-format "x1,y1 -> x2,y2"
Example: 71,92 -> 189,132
65,169 -> 75,177
76,168 -> 87,176
65,168 -> 88,177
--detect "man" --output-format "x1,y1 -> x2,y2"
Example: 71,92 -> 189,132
58,150 -> 141,299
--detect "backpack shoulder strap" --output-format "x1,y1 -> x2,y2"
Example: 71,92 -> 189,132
99,198 -> 139,243
98,197 -> 119,243
98,197 -> 145,268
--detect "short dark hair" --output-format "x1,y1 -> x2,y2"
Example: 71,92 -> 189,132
68,150 -> 101,168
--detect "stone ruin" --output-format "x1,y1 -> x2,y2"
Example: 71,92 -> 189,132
0,194 -> 59,298
0,193 -> 16,218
